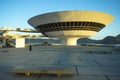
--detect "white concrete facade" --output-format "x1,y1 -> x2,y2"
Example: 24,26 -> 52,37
28,10 -> 114,27
28,10 -> 114,45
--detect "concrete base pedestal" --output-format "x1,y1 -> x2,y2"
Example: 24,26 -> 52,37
62,37 -> 79,45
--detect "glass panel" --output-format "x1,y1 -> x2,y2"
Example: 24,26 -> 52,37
71,22 -> 74,26
66,22 -> 69,26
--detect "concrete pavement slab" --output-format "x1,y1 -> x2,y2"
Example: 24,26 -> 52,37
60,59 -> 98,66
77,66 -> 120,76
0,46 -> 120,80
95,59 -> 120,66
107,76 -> 120,80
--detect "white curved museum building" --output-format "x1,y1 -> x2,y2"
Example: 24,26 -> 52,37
28,10 -> 114,45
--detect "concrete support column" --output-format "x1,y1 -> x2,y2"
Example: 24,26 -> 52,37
15,38 -> 25,48
2,39 -> 7,47
62,37 -> 79,45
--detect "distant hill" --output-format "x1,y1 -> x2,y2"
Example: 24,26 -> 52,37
77,34 -> 120,44
102,36 -> 117,44
102,34 -> 120,44
77,38 -> 100,44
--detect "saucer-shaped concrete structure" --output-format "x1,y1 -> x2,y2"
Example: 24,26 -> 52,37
28,10 -> 114,45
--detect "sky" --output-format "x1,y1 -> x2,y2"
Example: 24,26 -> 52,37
0,0 -> 120,40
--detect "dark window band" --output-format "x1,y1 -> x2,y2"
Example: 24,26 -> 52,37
36,21 -> 105,33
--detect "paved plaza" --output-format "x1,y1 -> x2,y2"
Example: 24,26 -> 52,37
0,46 -> 120,80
